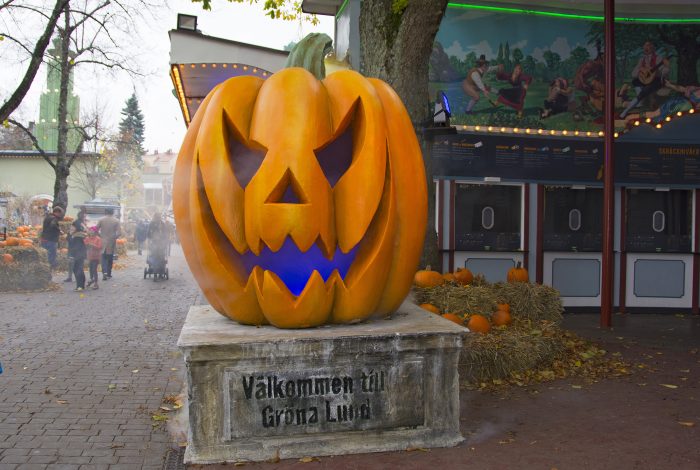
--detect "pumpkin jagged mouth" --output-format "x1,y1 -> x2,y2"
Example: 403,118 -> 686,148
198,149 -> 394,306
239,237 -> 360,296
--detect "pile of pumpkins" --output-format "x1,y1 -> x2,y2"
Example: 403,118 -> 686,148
414,263 -> 529,334
0,225 -> 40,248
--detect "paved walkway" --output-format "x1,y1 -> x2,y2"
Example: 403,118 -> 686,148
2,248 -> 700,469
0,246 -> 200,470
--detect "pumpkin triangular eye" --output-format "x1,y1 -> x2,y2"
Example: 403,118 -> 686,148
225,114 -> 266,188
314,117 -> 354,187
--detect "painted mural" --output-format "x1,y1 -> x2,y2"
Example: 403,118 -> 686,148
431,9 -> 700,131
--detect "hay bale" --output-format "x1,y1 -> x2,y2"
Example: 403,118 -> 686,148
414,283 -> 497,316
413,280 -> 563,323
116,244 -> 127,256
0,246 -> 52,291
413,279 -> 566,384
459,320 -> 565,383
489,282 -> 564,323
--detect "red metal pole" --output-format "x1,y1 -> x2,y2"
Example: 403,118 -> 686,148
601,0 -> 615,328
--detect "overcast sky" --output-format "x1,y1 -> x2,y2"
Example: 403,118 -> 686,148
2,0 -> 335,154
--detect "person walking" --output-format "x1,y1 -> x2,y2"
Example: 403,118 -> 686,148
85,226 -> 102,289
63,209 -> 86,283
67,219 -> 87,291
135,219 -> 148,255
97,207 -> 121,280
147,212 -> 169,265
40,206 -> 64,271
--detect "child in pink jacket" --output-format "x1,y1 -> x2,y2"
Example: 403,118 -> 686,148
85,226 -> 103,289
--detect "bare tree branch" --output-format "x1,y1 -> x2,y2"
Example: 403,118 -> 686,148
0,33 -> 34,55
0,0 -> 70,123
67,0 -> 111,32
8,119 -> 55,170
0,1 -> 17,12
3,3 -> 51,20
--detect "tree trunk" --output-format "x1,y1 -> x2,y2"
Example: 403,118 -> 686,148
359,0 -> 448,271
53,2 -> 72,210
54,162 -> 71,210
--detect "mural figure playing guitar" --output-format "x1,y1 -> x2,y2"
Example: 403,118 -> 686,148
619,41 -> 671,118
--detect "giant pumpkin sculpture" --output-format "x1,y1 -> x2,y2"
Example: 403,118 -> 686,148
173,67 -> 427,328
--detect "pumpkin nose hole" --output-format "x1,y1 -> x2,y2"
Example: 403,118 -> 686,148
265,169 -> 307,204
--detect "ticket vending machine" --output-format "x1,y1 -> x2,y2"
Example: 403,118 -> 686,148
542,187 -> 603,307
452,183 -> 524,282
624,188 -> 694,309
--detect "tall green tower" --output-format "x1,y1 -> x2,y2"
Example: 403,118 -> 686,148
35,38 -> 81,152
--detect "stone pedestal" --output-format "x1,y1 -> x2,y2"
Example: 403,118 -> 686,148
177,300 -> 466,463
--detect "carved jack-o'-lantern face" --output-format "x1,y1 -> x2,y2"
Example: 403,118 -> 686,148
173,68 -> 427,328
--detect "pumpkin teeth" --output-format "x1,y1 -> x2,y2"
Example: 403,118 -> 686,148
315,234 -> 336,260
253,269 -> 336,328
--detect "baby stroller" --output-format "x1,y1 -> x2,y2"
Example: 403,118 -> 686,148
144,237 -> 169,281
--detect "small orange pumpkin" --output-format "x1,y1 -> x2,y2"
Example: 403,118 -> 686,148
19,239 -> 34,246
441,312 -> 464,325
414,269 -> 444,288
442,272 -> 455,282
4,237 -> 19,246
419,303 -> 440,314
507,261 -> 529,283
0,241 -> 6,247
496,303 -> 510,312
467,314 -> 491,334
2,253 -> 14,264
453,267 -> 474,285
492,309 -> 512,327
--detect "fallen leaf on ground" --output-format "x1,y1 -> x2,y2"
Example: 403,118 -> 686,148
108,384 -> 116,390
132,369 -> 139,373
56,400 -> 68,404
151,414 -> 168,421
159,406 -> 172,412
678,421 -> 695,427
660,384 -> 678,389
110,443 -> 125,449
406,447 -> 429,452
299,456 -> 319,462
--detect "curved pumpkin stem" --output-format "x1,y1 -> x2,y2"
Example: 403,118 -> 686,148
284,33 -> 333,80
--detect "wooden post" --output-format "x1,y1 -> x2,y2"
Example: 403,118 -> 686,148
601,0 -> 615,328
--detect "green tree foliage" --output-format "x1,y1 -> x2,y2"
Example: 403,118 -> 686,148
522,54 -> 537,75
504,41 -> 511,69
512,48 -> 524,65
543,50 -> 562,80
117,93 -> 145,166
558,46 -> 590,81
